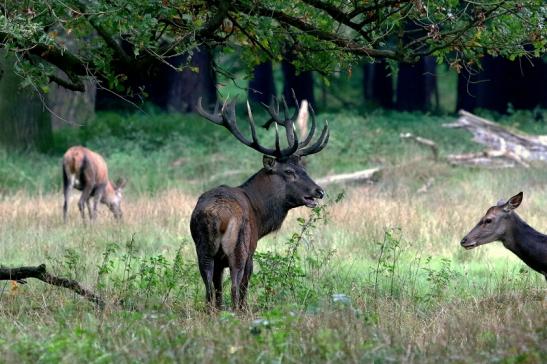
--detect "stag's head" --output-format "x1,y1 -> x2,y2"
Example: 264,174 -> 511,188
460,192 -> 523,249
197,95 -> 329,208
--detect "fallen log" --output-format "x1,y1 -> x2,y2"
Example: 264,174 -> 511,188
0,264 -> 105,308
316,167 -> 382,186
443,110 -> 547,166
400,133 -> 439,161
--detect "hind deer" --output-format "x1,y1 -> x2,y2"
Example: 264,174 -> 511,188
460,192 -> 547,281
62,146 -> 126,222
191,96 -> 329,310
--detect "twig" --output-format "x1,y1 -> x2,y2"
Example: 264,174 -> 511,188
400,132 -> 439,161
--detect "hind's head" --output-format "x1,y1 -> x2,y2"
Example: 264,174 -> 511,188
104,178 -> 127,219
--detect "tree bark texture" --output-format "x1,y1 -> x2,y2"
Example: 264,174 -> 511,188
363,60 -> 393,108
0,54 -> 53,151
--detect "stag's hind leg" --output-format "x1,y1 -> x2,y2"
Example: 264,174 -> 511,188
225,222 -> 251,311
212,261 -> 225,309
197,255 -> 215,309
239,257 -> 254,310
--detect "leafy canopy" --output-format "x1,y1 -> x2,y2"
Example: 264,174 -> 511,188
0,1 -> 545,93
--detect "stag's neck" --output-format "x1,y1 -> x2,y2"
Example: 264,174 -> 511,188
240,170 -> 289,238
502,213 -> 547,274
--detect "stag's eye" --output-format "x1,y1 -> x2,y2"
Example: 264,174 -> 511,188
484,218 -> 492,224
284,169 -> 295,176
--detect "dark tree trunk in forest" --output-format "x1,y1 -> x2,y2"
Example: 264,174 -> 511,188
282,60 -> 315,108
363,60 -> 393,108
48,79 -> 96,129
0,54 -> 52,151
395,56 -> 437,111
457,56 -> 547,113
164,47 -> 217,112
95,47 -> 217,112
248,61 -> 276,105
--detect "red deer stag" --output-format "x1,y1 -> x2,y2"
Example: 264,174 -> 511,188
191,97 -> 329,310
62,146 -> 126,222
460,192 -> 547,281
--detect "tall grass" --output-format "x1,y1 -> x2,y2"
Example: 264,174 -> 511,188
0,109 -> 546,362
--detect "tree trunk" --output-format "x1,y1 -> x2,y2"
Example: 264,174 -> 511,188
456,56 -> 546,113
282,59 -> 315,108
248,61 -> 276,105
48,78 -> 96,129
96,46 -> 217,112
395,56 -> 437,111
0,54 -> 52,151
363,60 -> 393,108
164,47 -> 218,113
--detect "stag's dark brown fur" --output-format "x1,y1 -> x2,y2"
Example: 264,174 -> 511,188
190,97 -> 328,310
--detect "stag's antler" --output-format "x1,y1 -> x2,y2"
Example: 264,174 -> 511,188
196,95 -> 329,159
196,97 -> 299,159
261,92 -> 329,157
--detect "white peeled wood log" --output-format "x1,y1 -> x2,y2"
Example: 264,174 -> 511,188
444,110 -> 547,166
316,167 -> 382,186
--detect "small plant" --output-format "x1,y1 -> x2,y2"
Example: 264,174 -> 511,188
373,227 -> 404,298
422,257 -> 459,302
252,193 -> 342,309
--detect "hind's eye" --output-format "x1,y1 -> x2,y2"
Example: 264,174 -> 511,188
484,218 -> 492,224
284,169 -> 295,176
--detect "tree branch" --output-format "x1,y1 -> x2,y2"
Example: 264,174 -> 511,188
0,264 -> 105,308
234,1 -> 398,60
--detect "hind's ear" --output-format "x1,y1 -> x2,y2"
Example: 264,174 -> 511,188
502,192 -> 523,212
115,177 -> 127,190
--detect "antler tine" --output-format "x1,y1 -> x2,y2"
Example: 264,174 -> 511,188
196,97 -> 223,124
296,121 -> 329,157
299,102 -> 317,148
274,123 -> 281,155
290,89 -> 300,120
281,96 -> 290,122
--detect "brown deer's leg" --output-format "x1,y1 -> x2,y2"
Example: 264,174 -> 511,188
212,264 -> 224,310
229,264 -> 244,311
78,185 -> 93,222
239,257 -> 254,310
91,186 -> 105,220
198,255 -> 215,309
86,200 -> 93,220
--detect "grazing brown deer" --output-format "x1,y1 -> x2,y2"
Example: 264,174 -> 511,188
460,192 -> 547,281
190,97 -> 329,310
62,146 -> 126,222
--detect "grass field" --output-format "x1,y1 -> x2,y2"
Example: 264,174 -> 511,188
1,108 -> 546,363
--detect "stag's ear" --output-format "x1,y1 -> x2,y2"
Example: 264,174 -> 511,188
263,155 -> 276,171
502,192 -> 523,212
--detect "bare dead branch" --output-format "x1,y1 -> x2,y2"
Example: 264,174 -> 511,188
0,264 -> 105,308
400,132 -> 439,161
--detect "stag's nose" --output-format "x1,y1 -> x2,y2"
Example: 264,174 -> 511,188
315,187 -> 325,199
460,237 -> 467,246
